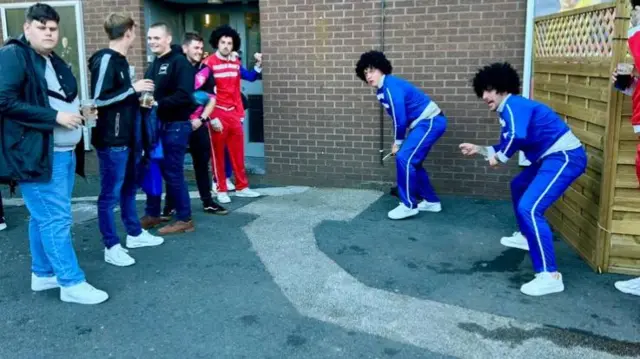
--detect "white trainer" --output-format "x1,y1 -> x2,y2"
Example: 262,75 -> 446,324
520,272 -> 564,296
60,281 -> 109,305
226,178 -> 236,191
104,244 -> 135,267
614,277 -> 640,296
126,230 -> 164,249
500,231 -> 530,251
217,192 -> 231,203
235,188 -> 261,198
388,203 -> 419,220
417,200 -> 442,212
31,273 -> 59,292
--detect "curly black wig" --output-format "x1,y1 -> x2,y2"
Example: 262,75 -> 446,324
471,62 -> 521,98
209,24 -> 241,52
355,50 -> 393,82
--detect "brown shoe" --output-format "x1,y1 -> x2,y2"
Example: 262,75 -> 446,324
140,216 -> 162,230
158,220 -> 195,235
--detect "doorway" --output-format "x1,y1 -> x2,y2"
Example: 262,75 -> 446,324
184,7 -> 265,162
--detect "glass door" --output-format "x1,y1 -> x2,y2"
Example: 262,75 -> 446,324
233,11 -> 264,158
185,9 -> 264,159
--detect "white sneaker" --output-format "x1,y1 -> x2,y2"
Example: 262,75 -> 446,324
520,272 -> 564,296
126,229 -> 164,249
31,273 -> 59,291
501,231 -> 530,251
388,203 -> 419,220
235,188 -> 261,198
104,244 -> 136,267
217,192 -> 231,203
417,200 -> 442,212
60,281 -> 109,305
226,178 -> 236,191
614,277 -> 640,296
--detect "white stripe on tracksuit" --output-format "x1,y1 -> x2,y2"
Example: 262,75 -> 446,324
529,150 -> 569,272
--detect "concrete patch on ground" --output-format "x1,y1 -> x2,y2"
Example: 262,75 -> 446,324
237,188 -> 639,359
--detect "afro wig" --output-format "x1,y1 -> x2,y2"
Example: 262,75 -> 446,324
209,24 -> 241,52
471,62 -> 521,98
355,50 -> 393,82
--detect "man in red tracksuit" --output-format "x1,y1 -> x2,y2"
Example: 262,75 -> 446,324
203,24 -> 262,204
611,0 -> 640,297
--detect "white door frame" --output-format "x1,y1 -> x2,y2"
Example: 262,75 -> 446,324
1,0 -> 91,150
183,9 -> 264,158
230,12 -> 264,158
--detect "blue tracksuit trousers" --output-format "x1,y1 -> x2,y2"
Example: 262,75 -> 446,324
510,147 -> 587,273
395,114 -> 447,209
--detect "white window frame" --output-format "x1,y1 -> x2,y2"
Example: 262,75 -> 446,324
1,1 -> 91,150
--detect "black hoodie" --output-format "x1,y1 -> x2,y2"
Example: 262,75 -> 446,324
88,48 -> 138,148
144,44 -> 196,122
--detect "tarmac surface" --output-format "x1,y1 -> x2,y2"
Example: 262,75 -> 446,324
0,180 -> 638,359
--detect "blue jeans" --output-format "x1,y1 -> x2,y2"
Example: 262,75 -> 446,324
20,151 -> 85,287
145,121 -> 192,221
97,146 -> 143,249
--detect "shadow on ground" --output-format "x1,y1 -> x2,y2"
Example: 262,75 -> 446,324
315,193 -> 640,348
0,194 -> 449,359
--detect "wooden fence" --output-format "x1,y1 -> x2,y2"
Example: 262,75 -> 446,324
533,0 -> 640,275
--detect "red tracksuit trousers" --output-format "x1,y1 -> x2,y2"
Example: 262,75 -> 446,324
207,108 -> 249,193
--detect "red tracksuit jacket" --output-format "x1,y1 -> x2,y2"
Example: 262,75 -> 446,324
202,52 -> 261,117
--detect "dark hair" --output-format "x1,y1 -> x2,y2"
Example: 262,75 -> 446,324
104,13 -> 135,40
183,32 -> 203,46
632,0 -> 640,7
209,24 -> 241,51
355,50 -> 392,82
471,62 -> 521,97
149,22 -> 171,35
25,3 -> 60,24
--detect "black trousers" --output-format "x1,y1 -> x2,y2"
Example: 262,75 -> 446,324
0,190 -> 4,218
165,124 -> 212,209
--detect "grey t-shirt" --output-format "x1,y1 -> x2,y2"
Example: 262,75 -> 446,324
44,56 -> 81,152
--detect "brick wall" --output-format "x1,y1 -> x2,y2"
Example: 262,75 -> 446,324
259,0 -> 527,198
0,0 -> 147,80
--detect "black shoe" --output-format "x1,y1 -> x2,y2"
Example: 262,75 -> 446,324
203,201 -> 228,215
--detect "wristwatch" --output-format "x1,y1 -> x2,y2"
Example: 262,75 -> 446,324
199,115 -> 209,122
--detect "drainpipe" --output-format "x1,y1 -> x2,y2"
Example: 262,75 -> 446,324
518,0 -> 535,167
379,0 -> 386,165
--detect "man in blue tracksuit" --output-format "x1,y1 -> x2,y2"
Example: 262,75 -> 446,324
460,62 -> 587,296
356,50 -> 447,220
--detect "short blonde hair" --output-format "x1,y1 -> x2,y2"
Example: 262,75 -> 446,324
104,13 -> 135,40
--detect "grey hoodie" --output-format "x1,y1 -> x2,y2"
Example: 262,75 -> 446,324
43,55 -> 82,151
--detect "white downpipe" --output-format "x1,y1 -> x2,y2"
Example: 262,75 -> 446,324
519,0 -> 535,166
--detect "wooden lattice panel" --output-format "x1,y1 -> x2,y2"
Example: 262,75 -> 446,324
535,6 -> 616,57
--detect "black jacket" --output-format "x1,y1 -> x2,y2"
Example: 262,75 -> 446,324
88,48 -> 139,148
144,45 -> 195,122
0,35 -> 85,186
